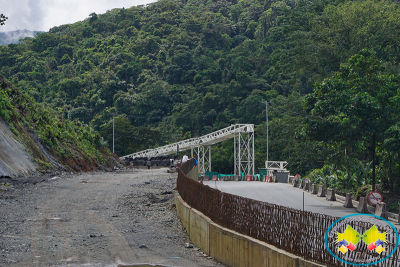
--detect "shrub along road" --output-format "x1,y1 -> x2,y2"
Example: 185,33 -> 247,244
0,168 -> 223,267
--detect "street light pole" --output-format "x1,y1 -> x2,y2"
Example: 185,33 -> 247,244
262,101 -> 269,178
266,101 -> 268,165
111,112 -> 117,154
113,113 -> 115,154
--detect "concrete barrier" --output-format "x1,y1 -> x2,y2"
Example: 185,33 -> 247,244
187,165 -> 199,181
175,193 -> 191,233
343,193 -> 354,208
326,189 -> 336,201
356,197 -> 369,214
175,193 -> 323,267
204,175 -> 210,181
317,185 -> 325,197
375,202 -> 388,220
398,206 -> 400,224
303,179 -> 310,191
209,223 -> 317,267
299,179 -> 305,189
234,175 -> 240,181
310,184 -> 317,194
189,204 -> 211,253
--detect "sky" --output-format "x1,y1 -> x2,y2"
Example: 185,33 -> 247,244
0,0 -> 157,32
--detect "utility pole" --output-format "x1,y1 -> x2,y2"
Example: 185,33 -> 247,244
111,112 -> 117,154
263,101 -> 269,175
172,134 -> 182,157
266,101 -> 269,165
113,114 -> 115,154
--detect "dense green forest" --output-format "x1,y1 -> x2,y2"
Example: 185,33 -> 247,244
1,0 -> 400,201
0,75 -> 116,171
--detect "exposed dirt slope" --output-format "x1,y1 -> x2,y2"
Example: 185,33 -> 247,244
0,118 -> 38,177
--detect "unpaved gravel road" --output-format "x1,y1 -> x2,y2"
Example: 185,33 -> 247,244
0,168 -> 224,267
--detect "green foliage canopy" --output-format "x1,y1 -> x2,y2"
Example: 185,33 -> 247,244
1,0 -> 400,193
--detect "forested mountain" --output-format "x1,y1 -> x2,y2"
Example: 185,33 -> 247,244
1,0 -> 400,198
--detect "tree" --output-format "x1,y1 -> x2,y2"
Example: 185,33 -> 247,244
0,14 -> 7,26
89,12 -> 98,23
305,49 -> 399,190
313,0 -> 400,65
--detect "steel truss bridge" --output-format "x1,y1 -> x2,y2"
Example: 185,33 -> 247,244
121,124 -> 255,176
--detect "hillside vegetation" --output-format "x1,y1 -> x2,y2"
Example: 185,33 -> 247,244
0,75 -> 117,174
1,0 -> 400,198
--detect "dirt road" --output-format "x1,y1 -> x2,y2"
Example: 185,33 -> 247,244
0,168 -> 223,267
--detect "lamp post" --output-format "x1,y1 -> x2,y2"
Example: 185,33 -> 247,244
263,101 -> 269,177
111,112 -> 117,154
266,101 -> 268,165
172,134 -> 182,157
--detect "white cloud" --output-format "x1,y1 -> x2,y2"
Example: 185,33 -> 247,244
0,0 -> 40,32
0,0 -> 156,32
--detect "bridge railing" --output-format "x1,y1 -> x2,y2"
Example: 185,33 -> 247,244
177,160 -> 400,267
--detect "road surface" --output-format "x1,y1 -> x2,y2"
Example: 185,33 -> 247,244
204,181 -> 357,218
0,169 -> 223,267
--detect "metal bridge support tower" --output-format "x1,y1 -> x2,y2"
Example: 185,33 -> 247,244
234,129 -> 254,177
197,145 -> 211,174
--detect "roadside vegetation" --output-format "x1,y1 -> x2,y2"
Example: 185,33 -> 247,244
0,75 -> 116,171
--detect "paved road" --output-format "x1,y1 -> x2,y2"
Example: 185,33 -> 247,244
203,181 -> 357,218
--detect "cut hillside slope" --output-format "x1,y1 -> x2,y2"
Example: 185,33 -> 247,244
0,118 -> 37,177
0,75 -> 120,177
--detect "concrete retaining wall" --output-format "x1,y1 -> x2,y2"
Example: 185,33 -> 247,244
176,194 -> 191,233
189,205 -> 210,253
175,193 -> 324,267
187,165 -> 199,181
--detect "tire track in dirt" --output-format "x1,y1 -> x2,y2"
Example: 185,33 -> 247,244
28,172 -> 143,266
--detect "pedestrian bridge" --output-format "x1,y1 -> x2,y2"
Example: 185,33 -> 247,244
121,124 -> 255,176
